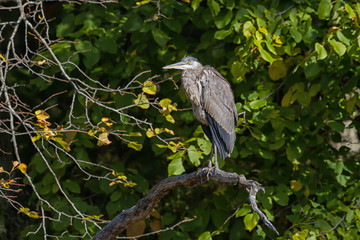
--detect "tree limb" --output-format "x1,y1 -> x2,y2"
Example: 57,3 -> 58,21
93,167 -> 279,240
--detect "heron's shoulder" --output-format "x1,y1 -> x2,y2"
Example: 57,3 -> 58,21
201,65 -> 230,84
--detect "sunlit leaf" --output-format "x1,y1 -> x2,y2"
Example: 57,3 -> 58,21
198,231 -> 212,240
244,213 -> 259,232
35,110 -> 50,120
134,94 -> 150,109
127,141 -> 143,151
188,145 -> 202,166
142,80 -> 157,95
53,137 -> 71,152
315,43 -> 327,60
97,132 -> 112,146
328,39 -> 346,56
168,158 -> 185,176
16,163 -> 27,174
318,0 -> 332,19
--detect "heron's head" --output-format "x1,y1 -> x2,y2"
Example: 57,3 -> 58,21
163,56 -> 202,70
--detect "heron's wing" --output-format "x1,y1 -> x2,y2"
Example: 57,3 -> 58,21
200,66 -> 238,158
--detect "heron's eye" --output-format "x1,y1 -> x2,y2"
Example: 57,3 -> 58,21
187,61 -> 190,64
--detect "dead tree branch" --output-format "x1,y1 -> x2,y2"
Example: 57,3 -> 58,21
93,167 -> 279,240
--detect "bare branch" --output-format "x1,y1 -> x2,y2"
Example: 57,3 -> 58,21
93,168 -> 279,240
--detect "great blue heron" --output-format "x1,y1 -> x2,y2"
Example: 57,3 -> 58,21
163,56 -> 238,169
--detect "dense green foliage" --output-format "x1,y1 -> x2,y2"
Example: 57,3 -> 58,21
1,0 -> 360,239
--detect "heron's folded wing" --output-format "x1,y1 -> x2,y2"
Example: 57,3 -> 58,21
200,66 -> 238,157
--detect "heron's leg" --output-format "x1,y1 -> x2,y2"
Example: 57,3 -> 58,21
208,144 -> 214,168
214,144 -> 218,169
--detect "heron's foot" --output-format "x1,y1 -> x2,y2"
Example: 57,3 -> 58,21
199,166 -> 218,183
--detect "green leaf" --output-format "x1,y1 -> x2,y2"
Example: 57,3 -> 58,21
188,145 -> 202,166
97,36 -> 118,54
214,10 -> 232,29
328,39 -> 346,56
124,13 -> 143,32
191,0 -> 202,11
289,27 -> 302,43
258,47 -> 273,64
328,120 -> 345,132
286,144 -> 302,162
304,58 -> 321,80
249,99 -> 266,109
64,179 -> 81,194
243,213 -> 259,232
214,29 -> 232,40
336,31 -> 350,46
163,18 -> 182,33
295,91 -> 311,106
74,40 -> 101,69
57,13 -> 75,37
315,43 -> 327,60
198,231 -> 212,240
318,0 -> 332,20
236,204 -> 252,217
152,28 -> 170,47
208,0 -> 220,16
268,60 -> 287,81
168,158 -> 185,176
197,138 -> 212,155
309,83 -> 321,97
345,3 -> 356,19
243,21 -> 254,39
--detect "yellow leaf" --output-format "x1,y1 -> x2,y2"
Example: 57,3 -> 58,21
134,94 -> 150,109
12,161 -> 19,168
124,181 -> 137,187
28,212 -> 40,219
88,129 -> 97,136
101,117 -> 113,127
37,60 -> 46,65
164,128 -> 174,135
35,110 -> 50,120
146,128 -> 156,138
0,167 -> 4,172
142,80 -> 157,95
53,137 -> 71,152
127,141 -> 143,151
128,132 -> 142,137
269,60 -> 287,81
165,114 -> 175,123
17,163 -> 27,174
20,207 -> 30,214
3,181 -> 10,188
97,132 -> 112,146
290,179 -> 303,192
20,207 -> 39,219
159,98 -> 172,107
273,35 -> 283,45
0,54 -> 7,61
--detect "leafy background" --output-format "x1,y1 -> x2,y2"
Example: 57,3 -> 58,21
1,0 -> 360,239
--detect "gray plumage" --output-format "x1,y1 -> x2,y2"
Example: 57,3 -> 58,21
163,56 -> 238,168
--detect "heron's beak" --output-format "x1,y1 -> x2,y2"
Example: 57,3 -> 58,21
163,61 -> 187,70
